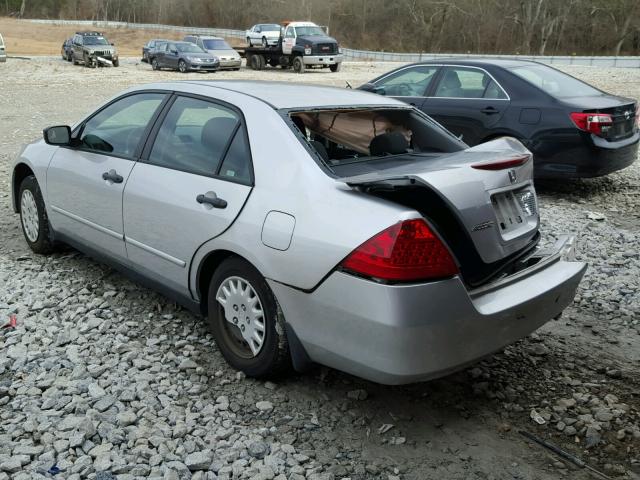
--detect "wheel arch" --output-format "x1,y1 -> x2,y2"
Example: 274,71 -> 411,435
12,163 -> 36,213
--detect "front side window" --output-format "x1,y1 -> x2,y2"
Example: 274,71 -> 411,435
434,67 -> 507,99
284,28 -> 295,38
148,96 -> 251,182
79,93 -> 165,157
376,66 -> 439,97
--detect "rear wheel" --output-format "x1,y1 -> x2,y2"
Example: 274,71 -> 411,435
246,36 -> 252,46
249,54 -> 265,70
178,59 -> 188,73
261,36 -> 268,47
18,176 -> 54,255
292,56 -> 305,74
207,257 -> 291,378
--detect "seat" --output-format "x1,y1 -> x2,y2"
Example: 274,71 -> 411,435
310,140 -> 329,162
436,70 -> 463,98
201,117 -> 238,159
369,132 -> 409,156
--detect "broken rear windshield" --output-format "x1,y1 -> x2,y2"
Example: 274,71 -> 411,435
288,108 -> 465,174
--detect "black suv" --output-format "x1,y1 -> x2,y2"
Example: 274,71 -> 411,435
71,31 -> 119,67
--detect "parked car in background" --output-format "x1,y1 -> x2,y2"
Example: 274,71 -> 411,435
0,33 -> 6,63
246,23 -> 281,47
360,59 -> 639,178
11,81 -> 586,384
183,35 -> 241,70
151,41 -> 219,72
147,40 -> 169,64
142,38 -> 169,63
71,31 -> 119,67
61,38 -> 73,61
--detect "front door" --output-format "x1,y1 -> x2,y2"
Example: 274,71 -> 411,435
46,92 -> 167,261
423,66 -> 510,145
282,26 -> 296,55
123,95 -> 253,296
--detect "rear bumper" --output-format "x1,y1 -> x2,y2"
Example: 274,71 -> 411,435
303,54 -> 343,66
270,235 -> 586,385
535,131 -> 639,178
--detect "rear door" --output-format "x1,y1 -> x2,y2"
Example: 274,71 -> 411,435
46,92 -> 167,261
373,65 -> 440,109
423,66 -> 510,145
123,95 -> 253,295
164,43 -> 179,69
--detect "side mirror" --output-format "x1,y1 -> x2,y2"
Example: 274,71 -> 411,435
43,126 -> 72,146
360,83 -> 386,95
110,42 -> 114,46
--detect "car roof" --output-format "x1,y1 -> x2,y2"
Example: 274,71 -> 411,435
186,35 -> 223,40
414,58 -> 545,68
137,81 -> 405,110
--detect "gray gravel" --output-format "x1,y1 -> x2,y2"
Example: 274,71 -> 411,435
0,57 -> 639,479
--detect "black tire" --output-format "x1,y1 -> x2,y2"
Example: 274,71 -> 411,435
151,58 -> 159,70
207,257 -> 291,378
268,59 -> 278,68
113,59 -> 119,67
330,63 -> 341,73
72,53 -> 79,65
178,59 -> 188,73
18,175 -> 54,255
261,36 -> 268,47
246,36 -> 252,46
292,56 -> 305,74
249,54 -> 265,71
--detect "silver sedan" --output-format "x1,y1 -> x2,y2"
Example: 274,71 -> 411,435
11,81 -> 587,384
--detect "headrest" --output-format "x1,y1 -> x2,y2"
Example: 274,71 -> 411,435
201,117 -> 238,152
369,132 -> 409,156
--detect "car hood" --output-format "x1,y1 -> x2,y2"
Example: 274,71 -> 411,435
297,35 -> 338,45
204,49 -> 240,59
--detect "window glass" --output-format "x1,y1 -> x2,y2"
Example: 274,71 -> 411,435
80,93 -> 165,157
84,36 -> 109,46
376,66 -> 438,97
148,96 -> 241,177
433,67 -> 507,99
284,28 -> 295,38
261,24 -> 280,32
509,64 -> 601,98
294,26 -> 325,36
202,39 -> 231,50
217,129 -> 252,183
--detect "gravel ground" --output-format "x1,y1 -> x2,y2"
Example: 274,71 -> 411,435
0,57 -> 639,480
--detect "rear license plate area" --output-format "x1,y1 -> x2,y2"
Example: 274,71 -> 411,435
492,191 -> 525,235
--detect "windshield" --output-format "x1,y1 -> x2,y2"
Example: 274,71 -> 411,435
84,36 -> 109,46
509,64 -> 602,98
202,39 -> 232,50
177,43 -> 206,53
294,26 -> 326,36
289,108 -> 464,174
260,25 -> 280,32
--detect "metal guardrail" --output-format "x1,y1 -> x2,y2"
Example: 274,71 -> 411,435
28,19 -> 640,67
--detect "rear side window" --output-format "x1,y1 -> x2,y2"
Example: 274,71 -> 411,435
434,67 -> 507,99
148,96 -> 252,183
509,64 -> 602,98
375,66 -> 438,97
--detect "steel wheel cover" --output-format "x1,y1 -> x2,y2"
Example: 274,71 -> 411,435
21,190 -> 39,242
216,276 -> 266,357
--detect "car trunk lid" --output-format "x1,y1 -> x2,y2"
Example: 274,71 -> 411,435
339,137 -> 540,287
564,95 -> 637,141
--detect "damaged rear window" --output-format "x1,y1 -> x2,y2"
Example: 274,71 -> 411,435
288,108 -> 465,174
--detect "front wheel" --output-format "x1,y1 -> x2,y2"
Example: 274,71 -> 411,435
292,56 -> 305,74
330,63 -> 341,73
151,58 -> 159,70
18,176 -> 54,255
178,59 -> 188,73
207,257 -> 291,378
262,36 -> 268,47
113,59 -> 119,67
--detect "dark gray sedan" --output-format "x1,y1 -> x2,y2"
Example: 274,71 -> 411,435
151,41 -> 219,73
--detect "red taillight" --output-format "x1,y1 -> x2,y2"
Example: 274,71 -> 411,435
570,112 -> 613,136
471,155 -> 530,170
340,219 -> 458,282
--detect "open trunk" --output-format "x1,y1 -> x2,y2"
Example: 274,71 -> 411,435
340,138 -> 540,288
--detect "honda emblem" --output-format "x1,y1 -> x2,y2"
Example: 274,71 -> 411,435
508,169 -> 517,184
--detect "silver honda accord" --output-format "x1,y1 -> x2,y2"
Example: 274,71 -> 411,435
11,81 -> 587,384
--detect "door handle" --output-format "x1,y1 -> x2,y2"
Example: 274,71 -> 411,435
102,169 -> 123,183
196,191 -> 227,209
481,107 -> 500,115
